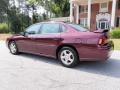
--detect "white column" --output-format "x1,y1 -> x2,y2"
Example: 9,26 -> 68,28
87,0 -> 92,29
70,1 -> 73,22
111,0 -> 117,29
76,4 -> 79,24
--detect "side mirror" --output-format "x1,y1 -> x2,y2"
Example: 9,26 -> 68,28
28,31 -> 36,35
20,31 -> 36,36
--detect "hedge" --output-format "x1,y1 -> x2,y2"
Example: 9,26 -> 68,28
110,28 -> 120,39
0,23 -> 9,33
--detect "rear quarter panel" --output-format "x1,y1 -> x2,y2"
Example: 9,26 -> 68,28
60,30 -> 108,61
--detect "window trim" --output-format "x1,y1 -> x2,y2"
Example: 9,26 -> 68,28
99,2 -> 109,12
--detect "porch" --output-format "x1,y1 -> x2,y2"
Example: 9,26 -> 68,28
70,0 -> 117,30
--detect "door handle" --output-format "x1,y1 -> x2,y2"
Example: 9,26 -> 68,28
30,38 -> 35,40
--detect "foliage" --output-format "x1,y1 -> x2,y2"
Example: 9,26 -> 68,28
7,6 -> 32,33
19,14 -> 32,31
111,39 -> 120,50
0,0 -> 9,22
7,7 -> 22,33
27,0 -> 70,17
51,0 -> 70,17
0,23 -> 9,33
0,0 -> 70,34
110,28 -> 120,39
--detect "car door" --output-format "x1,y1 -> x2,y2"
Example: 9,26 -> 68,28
34,23 -> 61,57
16,23 -> 41,53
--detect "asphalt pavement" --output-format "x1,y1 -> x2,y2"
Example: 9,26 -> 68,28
0,41 -> 120,90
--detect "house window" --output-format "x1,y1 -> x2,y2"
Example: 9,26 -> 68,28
80,5 -> 88,13
80,18 -> 87,27
116,17 -> 120,27
99,2 -> 108,12
118,0 -> 120,9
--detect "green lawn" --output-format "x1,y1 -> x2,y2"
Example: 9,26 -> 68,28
111,39 -> 120,50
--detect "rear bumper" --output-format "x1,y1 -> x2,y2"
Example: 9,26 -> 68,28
78,40 -> 114,61
97,40 -> 114,60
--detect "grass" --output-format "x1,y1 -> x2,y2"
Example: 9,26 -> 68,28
111,39 -> 120,50
0,34 -> 120,50
0,34 -> 12,40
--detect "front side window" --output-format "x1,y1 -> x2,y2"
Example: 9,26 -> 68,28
40,23 -> 60,34
26,24 -> 41,34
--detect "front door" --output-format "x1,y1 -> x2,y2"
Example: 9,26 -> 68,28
96,13 -> 111,30
97,20 -> 109,30
16,23 -> 41,53
34,23 -> 61,57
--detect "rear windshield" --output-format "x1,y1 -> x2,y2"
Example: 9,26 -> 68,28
68,24 -> 88,32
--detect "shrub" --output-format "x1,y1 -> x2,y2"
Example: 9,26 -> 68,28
110,28 -> 120,39
0,23 -> 9,33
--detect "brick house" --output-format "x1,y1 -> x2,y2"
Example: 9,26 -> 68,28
70,0 -> 120,31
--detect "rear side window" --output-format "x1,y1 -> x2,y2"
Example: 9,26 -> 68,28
68,24 -> 88,32
40,23 -> 60,34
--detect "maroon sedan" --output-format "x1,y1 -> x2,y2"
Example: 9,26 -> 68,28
6,22 -> 114,67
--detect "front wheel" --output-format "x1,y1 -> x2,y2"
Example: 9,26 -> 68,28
58,47 -> 79,68
9,41 -> 19,55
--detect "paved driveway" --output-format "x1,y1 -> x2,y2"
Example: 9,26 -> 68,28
0,41 -> 120,90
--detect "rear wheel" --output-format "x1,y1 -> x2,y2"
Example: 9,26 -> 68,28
9,41 -> 19,55
58,47 -> 79,68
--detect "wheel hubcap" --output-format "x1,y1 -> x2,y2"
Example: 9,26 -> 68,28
9,42 -> 17,53
60,50 -> 74,65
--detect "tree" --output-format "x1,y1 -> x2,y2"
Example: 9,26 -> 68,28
0,0 -> 9,22
7,7 -> 22,33
51,0 -> 70,17
0,0 -> 9,12
27,0 -> 70,18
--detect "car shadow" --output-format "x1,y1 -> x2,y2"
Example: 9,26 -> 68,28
74,58 -> 120,78
20,53 -> 60,66
20,53 -> 120,78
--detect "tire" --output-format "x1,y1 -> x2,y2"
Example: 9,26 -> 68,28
8,41 -> 19,55
58,47 -> 79,68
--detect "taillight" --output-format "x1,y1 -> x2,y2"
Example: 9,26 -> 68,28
98,37 -> 108,45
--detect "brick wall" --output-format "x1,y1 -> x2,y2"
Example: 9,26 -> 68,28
90,3 -> 99,31
74,0 -> 120,31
